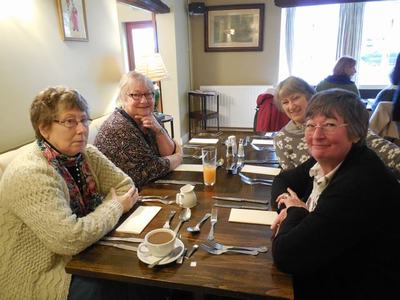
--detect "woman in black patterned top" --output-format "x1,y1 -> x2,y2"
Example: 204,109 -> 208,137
94,71 -> 182,188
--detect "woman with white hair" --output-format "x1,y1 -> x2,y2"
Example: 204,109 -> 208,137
95,71 -> 182,188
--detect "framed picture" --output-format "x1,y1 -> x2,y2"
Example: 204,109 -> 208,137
205,4 -> 264,52
57,0 -> 88,41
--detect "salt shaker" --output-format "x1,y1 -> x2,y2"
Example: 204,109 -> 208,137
225,139 -> 233,158
228,135 -> 237,156
237,138 -> 245,158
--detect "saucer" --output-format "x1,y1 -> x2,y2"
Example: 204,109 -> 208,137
137,238 -> 184,266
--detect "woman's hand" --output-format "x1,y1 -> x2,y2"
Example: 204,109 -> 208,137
111,186 -> 138,213
135,114 -> 163,135
271,208 -> 287,238
276,187 -> 307,210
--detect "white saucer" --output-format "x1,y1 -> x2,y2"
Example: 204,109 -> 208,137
137,238 -> 184,266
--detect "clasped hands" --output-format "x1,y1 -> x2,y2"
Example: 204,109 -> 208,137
271,188 -> 308,238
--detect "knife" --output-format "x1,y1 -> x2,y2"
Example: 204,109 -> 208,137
243,159 -> 279,164
102,236 -> 144,243
154,179 -> 203,185
97,241 -> 138,252
212,196 -> 269,204
214,203 -> 269,210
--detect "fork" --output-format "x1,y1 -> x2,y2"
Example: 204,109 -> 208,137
200,244 -> 258,255
207,207 -> 218,241
206,241 -> 268,253
239,173 -> 273,186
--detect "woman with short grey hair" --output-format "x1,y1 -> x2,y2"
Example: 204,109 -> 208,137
271,88 -> 400,299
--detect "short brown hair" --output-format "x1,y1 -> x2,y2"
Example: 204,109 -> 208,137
274,76 -> 316,111
30,86 -> 89,139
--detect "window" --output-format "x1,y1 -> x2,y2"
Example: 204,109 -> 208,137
279,1 -> 400,87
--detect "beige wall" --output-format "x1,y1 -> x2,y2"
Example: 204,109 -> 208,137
0,0 -> 123,153
190,0 -> 281,88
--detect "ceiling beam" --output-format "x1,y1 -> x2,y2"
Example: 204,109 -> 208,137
275,0 -> 382,7
117,0 -> 170,14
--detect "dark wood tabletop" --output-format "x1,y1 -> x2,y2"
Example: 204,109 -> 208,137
66,132 -> 293,300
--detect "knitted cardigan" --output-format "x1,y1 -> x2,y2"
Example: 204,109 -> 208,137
274,120 -> 400,172
0,143 -> 133,300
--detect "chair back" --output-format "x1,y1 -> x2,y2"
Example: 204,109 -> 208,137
253,93 -> 290,132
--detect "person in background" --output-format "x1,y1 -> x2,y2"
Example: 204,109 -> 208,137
95,71 -> 182,188
273,76 -> 400,174
316,56 -> 360,96
372,52 -> 400,112
393,84 -> 400,122
0,87 -> 140,299
271,89 -> 400,299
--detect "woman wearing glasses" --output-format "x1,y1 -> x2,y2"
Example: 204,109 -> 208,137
271,89 -> 400,299
273,76 -> 400,174
95,71 -> 182,188
0,86 -> 144,299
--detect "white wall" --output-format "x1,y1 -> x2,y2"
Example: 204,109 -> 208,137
0,0 -> 123,153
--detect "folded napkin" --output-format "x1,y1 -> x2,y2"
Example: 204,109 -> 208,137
229,208 -> 278,225
174,164 -> 203,172
241,165 -> 281,176
189,138 -> 219,144
252,139 -> 274,145
116,206 -> 161,234
264,132 -> 277,138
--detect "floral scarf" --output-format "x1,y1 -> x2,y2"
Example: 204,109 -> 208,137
38,139 -> 103,217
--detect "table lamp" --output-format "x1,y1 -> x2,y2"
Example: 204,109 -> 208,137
134,53 -> 168,112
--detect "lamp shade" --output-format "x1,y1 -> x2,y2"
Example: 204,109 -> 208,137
134,53 -> 168,82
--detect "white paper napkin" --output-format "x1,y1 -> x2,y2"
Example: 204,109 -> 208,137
252,139 -> 274,145
174,164 -> 203,172
229,208 -> 278,225
116,206 -> 161,234
189,138 -> 219,144
241,165 -> 281,176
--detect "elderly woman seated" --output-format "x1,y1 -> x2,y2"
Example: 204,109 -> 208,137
271,89 -> 400,299
0,87 -> 141,299
94,71 -> 182,188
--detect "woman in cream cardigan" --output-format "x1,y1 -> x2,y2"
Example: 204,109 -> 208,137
0,87 -> 139,299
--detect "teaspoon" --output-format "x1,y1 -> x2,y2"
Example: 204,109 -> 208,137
187,213 -> 211,233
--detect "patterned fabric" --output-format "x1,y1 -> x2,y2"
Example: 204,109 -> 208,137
94,108 -> 170,188
0,143 -> 132,300
38,139 -> 103,217
274,120 -> 400,172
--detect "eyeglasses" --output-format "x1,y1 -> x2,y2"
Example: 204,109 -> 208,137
305,122 -> 348,134
127,92 -> 154,101
53,118 -> 92,128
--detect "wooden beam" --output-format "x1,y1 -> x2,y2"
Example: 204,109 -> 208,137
117,0 -> 170,14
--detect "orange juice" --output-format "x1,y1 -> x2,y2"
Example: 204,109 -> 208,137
203,165 -> 216,186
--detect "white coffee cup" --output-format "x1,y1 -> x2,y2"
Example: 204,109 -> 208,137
138,228 -> 176,257
176,184 -> 197,208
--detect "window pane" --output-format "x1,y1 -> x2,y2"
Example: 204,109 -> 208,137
280,4 -> 339,85
358,1 -> 400,86
132,27 -> 155,62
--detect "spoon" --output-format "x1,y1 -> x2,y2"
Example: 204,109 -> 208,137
147,246 -> 183,268
187,213 -> 211,233
173,208 -> 191,234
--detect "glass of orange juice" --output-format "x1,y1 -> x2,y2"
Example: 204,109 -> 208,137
201,146 -> 217,186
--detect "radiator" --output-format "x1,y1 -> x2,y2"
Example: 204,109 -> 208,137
200,85 -> 272,128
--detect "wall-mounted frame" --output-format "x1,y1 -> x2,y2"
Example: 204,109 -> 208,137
205,4 -> 264,52
57,0 -> 88,41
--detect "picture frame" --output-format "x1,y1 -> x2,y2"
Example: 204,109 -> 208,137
57,0 -> 88,41
205,4 -> 264,52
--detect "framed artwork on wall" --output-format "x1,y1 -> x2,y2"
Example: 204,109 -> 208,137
205,4 -> 265,52
57,0 -> 88,41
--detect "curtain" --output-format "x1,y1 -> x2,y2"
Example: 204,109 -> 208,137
285,8 -> 295,75
336,2 -> 365,61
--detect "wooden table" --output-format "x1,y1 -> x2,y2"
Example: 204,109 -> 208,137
66,133 -> 293,300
